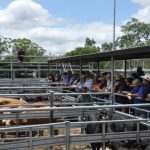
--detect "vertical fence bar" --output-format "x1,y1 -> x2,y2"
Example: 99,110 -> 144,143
65,121 -> 70,150
137,121 -> 140,142
10,55 -> 14,83
16,112 -> 19,137
111,56 -> 114,105
81,108 -> 85,134
49,92 -> 54,136
49,92 -> 54,150
29,127 -> 32,150
102,122 -> 106,150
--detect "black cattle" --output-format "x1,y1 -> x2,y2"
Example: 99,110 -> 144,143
85,109 -> 149,150
109,111 -> 148,150
84,110 -> 109,150
137,140 -> 150,150
109,112 -> 137,132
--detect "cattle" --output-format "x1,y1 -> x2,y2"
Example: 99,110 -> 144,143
106,110 -> 147,150
0,97 -> 27,137
84,109 -> 149,150
109,112 -> 137,133
9,102 -> 60,125
0,97 -> 27,108
4,102 -> 61,137
84,109 -> 109,150
0,97 -> 27,126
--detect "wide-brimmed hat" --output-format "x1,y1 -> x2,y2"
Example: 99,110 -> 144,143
130,79 -> 141,86
141,73 -> 150,82
98,75 -> 106,80
106,74 -> 111,78
115,74 -> 122,80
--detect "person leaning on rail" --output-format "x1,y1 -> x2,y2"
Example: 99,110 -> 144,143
113,74 -> 129,93
103,73 -> 112,92
77,86 -> 92,105
122,79 -> 144,103
125,77 -> 133,91
92,75 -> 106,92
113,74 -> 129,106
132,73 -> 150,117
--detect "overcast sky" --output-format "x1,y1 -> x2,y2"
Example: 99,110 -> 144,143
0,0 -> 149,55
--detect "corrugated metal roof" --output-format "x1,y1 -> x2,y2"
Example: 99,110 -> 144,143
48,46 -> 150,63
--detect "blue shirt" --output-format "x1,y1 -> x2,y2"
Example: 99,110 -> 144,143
130,85 -> 144,97
142,84 -> 150,99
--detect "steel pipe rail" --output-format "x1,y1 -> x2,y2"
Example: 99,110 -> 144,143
0,93 -> 51,97
0,86 -> 76,89
53,91 -> 111,96
0,104 -> 150,121
1,103 -> 150,113
0,109 -> 95,120
1,118 -> 150,150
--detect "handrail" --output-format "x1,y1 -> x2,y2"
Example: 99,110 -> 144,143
0,103 -> 150,112
0,118 -> 150,150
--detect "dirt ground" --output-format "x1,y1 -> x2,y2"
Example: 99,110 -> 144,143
33,128 -> 92,150
33,144 -> 92,150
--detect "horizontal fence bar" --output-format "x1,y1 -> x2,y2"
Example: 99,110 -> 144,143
0,103 -> 150,113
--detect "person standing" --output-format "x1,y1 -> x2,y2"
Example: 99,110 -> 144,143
18,48 -> 25,64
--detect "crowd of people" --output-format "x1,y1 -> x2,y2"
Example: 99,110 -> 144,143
48,66 -> 150,117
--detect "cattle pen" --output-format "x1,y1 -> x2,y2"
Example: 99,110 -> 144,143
0,46 -> 150,150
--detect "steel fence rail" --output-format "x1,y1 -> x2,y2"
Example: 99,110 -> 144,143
1,118 -> 150,150
1,103 -> 150,113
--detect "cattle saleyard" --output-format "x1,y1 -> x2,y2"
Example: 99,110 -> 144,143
0,83 -> 150,149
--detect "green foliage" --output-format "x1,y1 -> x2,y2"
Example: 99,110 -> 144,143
0,36 -> 12,54
0,37 -> 47,62
116,18 -> 150,49
101,42 -> 113,52
65,37 -> 100,56
12,38 -> 46,56
65,47 -> 100,57
99,61 -> 111,69
85,37 -> 96,48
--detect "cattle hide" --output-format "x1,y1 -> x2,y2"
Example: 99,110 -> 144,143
85,110 -> 108,150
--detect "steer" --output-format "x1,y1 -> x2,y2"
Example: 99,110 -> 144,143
5,102 -> 61,136
108,111 -> 147,150
0,97 -> 27,108
0,97 -> 27,138
85,109 -> 109,150
0,97 -> 27,126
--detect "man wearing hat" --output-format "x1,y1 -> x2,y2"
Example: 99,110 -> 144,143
113,74 -> 128,93
124,79 -> 144,103
113,74 -> 129,110
132,73 -> 150,101
133,73 -> 150,117
140,73 -> 150,99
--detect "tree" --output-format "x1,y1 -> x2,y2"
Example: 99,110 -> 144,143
65,37 -> 100,57
85,37 -> 96,48
101,42 -> 113,52
0,35 -> 47,62
65,47 -> 100,57
11,38 -> 46,62
116,18 -> 150,49
0,35 -> 12,55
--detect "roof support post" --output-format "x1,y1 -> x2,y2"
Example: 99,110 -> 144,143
111,55 -> 114,104
113,0 -> 116,52
124,59 -> 127,78
97,61 -> 100,72
79,60 -> 82,76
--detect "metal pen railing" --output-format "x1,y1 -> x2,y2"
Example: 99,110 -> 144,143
1,118 -> 150,150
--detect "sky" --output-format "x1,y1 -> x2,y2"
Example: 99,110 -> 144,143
0,0 -> 150,55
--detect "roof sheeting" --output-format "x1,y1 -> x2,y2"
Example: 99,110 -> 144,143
48,46 -> 150,63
